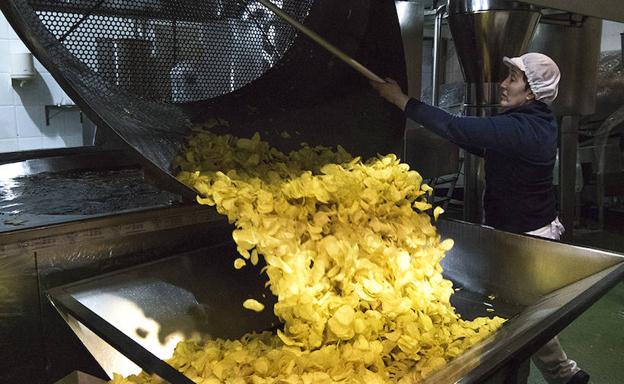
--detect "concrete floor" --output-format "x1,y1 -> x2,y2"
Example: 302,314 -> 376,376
528,230 -> 624,384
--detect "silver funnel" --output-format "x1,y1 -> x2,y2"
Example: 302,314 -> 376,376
448,0 -> 541,114
447,0 -> 541,222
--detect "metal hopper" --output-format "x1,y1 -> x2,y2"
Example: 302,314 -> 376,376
48,219 -> 624,383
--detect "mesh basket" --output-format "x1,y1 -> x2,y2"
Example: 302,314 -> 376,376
2,0 -> 407,199
32,0 -> 313,102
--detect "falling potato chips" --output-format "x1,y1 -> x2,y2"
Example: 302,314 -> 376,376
110,130 -> 504,384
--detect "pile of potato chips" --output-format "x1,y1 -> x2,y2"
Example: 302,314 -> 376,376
110,130 -> 504,384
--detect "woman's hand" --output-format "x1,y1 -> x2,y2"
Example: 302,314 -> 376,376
370,78 -> 411,111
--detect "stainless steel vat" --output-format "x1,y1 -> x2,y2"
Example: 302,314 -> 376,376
48,219 -> 624,383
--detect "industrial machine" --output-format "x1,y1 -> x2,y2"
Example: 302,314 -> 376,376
1,0 -> 623,383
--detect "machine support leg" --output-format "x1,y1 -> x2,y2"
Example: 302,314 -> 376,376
463,152 -> 483,224
559,115 -> 579,241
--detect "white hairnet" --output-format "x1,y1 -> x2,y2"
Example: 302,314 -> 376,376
503,53 -> 560,105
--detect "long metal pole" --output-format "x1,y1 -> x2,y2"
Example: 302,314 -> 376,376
432,4 -> 446,106
255,0 -> 385,83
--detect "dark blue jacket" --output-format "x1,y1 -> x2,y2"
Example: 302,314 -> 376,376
404,98 -> 557,233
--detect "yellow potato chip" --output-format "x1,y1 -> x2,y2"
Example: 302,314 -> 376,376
234,258 -> 246,269
433,206 -> 444,221
413,201 -> 432,211
250,249 -> 259,266
243,299 -> 265,312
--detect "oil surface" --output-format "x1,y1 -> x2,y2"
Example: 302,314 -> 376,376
0,167 -> 178,215
0,167 -> 180,231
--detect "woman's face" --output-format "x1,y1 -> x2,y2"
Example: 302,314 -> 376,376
500,67 -> 534,108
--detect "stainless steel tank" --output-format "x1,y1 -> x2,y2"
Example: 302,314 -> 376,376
447,0 -> 541,222
529,15 -> 602,238
529,15 -> 601,117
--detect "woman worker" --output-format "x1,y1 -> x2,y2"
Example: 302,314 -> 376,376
371,52 -> 589,384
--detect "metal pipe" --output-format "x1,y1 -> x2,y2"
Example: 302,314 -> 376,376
254,0 -> 385,83
621,32 -> 624,65
432,4 -> 446,106
559,115 -> 580,240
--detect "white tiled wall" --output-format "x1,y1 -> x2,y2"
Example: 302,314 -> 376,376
0,12 -> 84,153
